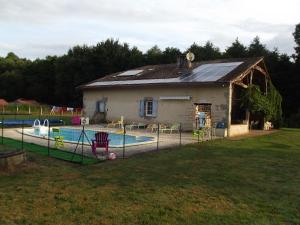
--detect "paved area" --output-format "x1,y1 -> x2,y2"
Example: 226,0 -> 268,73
2,125 -> 277,159
2,125 -> 214,158
229,129 -> 278,140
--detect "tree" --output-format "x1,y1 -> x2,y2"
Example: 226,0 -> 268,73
188,41 -> 221,61
224,38 -> 248,58
293,23 -> 300,63
162,47 -> 181,64
248,36 -> 269,57
145,45 -> 163,65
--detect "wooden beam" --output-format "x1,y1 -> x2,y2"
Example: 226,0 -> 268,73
231,58 -> 264,83
234,81 -> 248,89
254,65 -> 267,76
232,69 -> 251,83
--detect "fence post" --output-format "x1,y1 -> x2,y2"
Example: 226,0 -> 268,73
123,124 -> 126,159
81,125 -> 85,163
1,117 -> 3,145
21,120 -> 24,150
179,123 -> 182,147
157,123 -> 160,151
197,129 -> 200,144
47,123 -> 50,156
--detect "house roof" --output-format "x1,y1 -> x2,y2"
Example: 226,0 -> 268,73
14,98 -> 40,106
0,99 -> 8,106
81,57 -> 264,89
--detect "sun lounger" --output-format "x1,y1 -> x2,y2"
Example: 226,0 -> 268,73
107,120 -> 119,128
127,122 -> 147,130
160,123 -> 180,133
107,116 -> 124,128
146,123 -> 167,132
127,122 -> 138,130
146,124 -> 157,132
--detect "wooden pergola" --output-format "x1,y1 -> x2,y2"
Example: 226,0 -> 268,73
232,58 -> 270,94
228,58 -> 270,129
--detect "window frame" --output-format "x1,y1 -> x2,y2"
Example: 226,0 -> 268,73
145,100 -> 154,117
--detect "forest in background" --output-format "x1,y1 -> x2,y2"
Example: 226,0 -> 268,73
0,24 -> 299,127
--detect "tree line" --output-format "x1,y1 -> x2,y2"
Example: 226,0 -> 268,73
0,24 -> 299,126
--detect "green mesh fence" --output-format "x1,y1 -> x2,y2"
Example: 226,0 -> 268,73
1,137 -> 99,165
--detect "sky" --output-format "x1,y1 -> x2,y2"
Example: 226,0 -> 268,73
0,0 -> 299,59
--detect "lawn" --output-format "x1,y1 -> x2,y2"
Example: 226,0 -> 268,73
0,129 -> 299,225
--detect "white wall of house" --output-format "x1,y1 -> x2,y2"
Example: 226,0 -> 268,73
229,124 -> 249,137
83,85 -> 230,131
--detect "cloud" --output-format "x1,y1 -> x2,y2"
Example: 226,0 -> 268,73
0,0 -> 299,58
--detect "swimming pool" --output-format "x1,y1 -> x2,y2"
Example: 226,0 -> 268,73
23,127 -> 155,147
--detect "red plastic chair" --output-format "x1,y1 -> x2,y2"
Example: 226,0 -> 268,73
92,132 -> 110,155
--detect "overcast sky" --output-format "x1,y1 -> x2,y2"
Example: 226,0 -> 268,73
0,0 -> 299,59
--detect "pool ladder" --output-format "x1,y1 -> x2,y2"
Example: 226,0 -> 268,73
33,119 -> 49,127
33,119 -> 49,137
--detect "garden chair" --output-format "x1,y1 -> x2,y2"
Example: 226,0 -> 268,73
91,132 -> 110,156
52,128 -> 64,148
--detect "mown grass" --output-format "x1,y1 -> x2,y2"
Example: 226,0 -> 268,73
1,137 -> 99,165
0,129 -> 299,225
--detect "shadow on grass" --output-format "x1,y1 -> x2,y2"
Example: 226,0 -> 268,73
0,129 -> 299,224
1,137 -> 99,165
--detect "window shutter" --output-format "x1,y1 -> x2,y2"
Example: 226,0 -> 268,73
152,100 -> 158,117
139,100 -> 145,117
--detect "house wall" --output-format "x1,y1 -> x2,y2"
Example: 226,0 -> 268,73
83,85 -> 230,131
229,124 -> 249,137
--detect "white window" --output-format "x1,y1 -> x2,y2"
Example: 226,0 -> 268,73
145,100 -> 153,116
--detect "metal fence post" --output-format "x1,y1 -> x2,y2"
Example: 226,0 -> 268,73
157,123 -> 160,151
1,117 -> 3,145
47,123 -> 50,156
123,124 -> 126,159
81,125 -> 84,163
21,120 -> 24,150
179,123 -> 182,147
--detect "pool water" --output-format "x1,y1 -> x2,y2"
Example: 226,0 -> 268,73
28,127 -> 154,147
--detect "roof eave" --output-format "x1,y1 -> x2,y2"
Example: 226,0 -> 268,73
81,81 -> 229,90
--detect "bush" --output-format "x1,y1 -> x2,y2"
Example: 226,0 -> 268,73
285,110 -> 300,128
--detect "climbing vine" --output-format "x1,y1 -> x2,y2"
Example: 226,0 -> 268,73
240,82 -> 282,124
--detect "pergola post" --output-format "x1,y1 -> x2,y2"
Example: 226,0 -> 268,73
227,82 -> 233,137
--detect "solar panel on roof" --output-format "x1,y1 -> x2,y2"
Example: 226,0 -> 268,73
181,62 -> 243,82
117,69 -> 143,76
86,61 -> 244,87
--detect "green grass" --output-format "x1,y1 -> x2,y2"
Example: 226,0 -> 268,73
0,129 -> 300,225
1,137 -> 98,165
